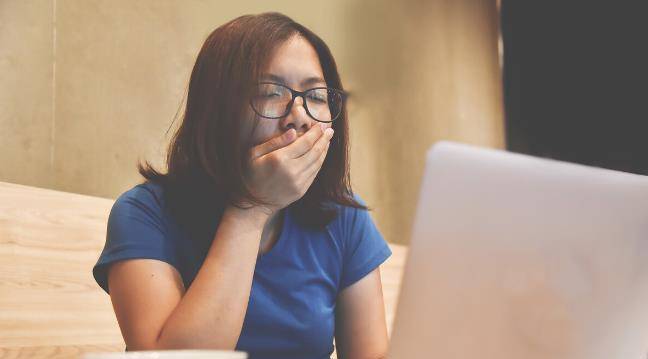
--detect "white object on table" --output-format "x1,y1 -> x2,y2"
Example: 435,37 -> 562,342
81,350 -> 247,359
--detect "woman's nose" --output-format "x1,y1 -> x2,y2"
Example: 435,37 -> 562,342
281,96 -> 312,134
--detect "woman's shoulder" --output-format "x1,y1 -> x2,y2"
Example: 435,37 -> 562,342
94,180 -> 180,293
321,193 -> 373,236
113,180 -> 165,211
321,194 -> 391,289
107,180 -> 171,229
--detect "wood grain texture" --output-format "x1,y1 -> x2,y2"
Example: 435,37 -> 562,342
0,344 -> 125,359
0,181 -> 124,356
0,181 -> 407,358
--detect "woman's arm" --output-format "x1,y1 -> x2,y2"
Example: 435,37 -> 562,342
108,204 -> 269,350
107,125 -> 331,350
334,268 -> 389,359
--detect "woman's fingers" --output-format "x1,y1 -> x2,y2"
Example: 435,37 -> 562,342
297,127 -> 333,168
280,123 -> 325,159
303,138 -> 330,184
250,128 -> 297,160
243,124 -> 332,213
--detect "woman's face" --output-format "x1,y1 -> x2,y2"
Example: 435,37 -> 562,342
243,35 -> 333,148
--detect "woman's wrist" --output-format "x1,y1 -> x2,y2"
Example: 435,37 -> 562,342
223,203 -> 273,229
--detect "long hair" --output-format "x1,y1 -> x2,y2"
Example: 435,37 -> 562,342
138,12 -> 366,243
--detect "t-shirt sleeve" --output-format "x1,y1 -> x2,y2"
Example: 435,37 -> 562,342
92,185 -> 179,294
339,197 -> 392,290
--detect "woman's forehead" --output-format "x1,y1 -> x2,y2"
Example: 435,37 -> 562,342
262,36 -> 326,88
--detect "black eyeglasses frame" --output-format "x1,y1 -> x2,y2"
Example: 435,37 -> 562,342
249,82 -> 347,123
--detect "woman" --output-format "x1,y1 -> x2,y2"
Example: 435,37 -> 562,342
93,12 -> 391,359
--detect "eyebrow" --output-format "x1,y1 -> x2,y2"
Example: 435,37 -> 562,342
261,74 -> 327,87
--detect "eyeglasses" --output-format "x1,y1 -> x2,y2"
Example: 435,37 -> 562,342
249,82 -> 347,123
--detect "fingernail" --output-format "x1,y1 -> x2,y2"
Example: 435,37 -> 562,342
325,128 -> 334,138
319,123 -> 327,131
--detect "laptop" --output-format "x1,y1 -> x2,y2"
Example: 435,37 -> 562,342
388,141 -> 648,359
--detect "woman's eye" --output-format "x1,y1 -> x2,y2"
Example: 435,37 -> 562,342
307,93 -> 327,103
261,91 -> 281,98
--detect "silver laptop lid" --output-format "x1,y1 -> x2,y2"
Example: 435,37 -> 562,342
389,141 -> 648,359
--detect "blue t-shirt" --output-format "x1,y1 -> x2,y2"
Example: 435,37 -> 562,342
93,181 -> 392,359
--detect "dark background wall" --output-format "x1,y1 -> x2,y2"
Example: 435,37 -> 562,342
501,1 -> 648,175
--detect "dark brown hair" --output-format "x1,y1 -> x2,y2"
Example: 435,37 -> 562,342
138,12 -> 366,242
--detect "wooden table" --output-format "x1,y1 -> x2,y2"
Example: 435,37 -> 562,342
0,181 -> 407,358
